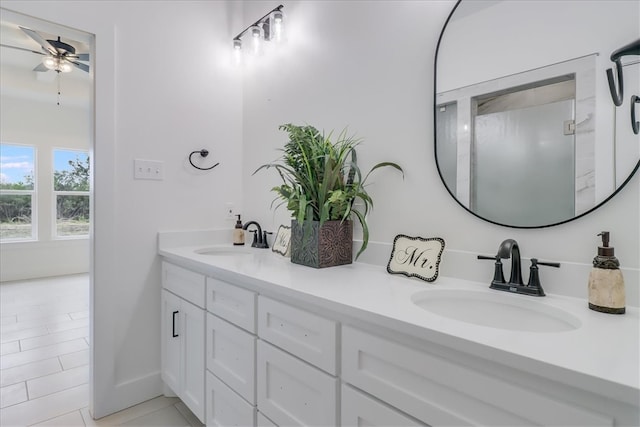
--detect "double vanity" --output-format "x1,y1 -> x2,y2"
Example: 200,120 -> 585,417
155,1 -> 639,424
158,234 -> 639,427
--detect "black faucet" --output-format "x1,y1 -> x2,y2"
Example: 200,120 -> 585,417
242,221 -> 269,248
478,239 -> 560,297
497,239 -> 523,286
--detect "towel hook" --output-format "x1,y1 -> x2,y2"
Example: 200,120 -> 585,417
606,39 -> 640,107
606,60 -> 624,107
189,149 -> 220,171
632,95 -> 640,135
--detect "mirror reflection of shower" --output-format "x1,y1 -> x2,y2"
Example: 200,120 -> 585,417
473,78 -> 576,226
436,55 -> 599,227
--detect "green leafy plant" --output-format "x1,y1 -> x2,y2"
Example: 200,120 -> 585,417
254,123 -> 403,259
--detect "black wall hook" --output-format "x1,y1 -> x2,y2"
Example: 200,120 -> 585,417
632,95 -> 640,135
606,39 -> 640,107
188,149 -> 220,171
606,60 -> 624,107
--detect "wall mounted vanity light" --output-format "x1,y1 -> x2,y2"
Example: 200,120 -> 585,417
232,4 -> 284,61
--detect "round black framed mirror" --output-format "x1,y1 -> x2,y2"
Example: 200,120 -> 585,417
434,0 -> 640,228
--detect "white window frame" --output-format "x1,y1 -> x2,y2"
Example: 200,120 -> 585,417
0,143 -> 37,242
52,148 -> 89,240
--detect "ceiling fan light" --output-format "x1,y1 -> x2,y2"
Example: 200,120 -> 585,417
42,56 -> 58,70
59,62 -> 73,73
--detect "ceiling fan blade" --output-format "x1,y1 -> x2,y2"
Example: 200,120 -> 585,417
76,53 -> 90,61
0,43 -> 45,56
69,60 -> 90,73
19,26 -> 57,55
33,63 -> 49,72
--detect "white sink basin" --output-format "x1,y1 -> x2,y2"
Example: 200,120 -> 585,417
411,289 -> 581,333
194,247 -> 255,256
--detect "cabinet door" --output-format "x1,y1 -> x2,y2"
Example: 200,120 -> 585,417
161,290 -> 181,395
181,298 -> 205,422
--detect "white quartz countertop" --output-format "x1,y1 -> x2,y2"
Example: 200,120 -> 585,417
159,243 -> 639,406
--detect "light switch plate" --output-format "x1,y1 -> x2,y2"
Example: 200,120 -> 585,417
134,159 -> 164,180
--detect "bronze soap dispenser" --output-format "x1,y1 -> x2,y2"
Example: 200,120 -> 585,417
588,232 -> 625,314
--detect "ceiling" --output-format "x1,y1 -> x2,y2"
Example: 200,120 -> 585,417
0,16 -> 92,108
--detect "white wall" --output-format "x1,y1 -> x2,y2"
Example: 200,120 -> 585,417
241,1 -> 639,300
2,0 -> 243,418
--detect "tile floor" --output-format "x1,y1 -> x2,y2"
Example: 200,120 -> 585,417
0,274 -> 202,426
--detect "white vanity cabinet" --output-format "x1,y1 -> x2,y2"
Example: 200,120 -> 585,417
159,252 -> 638,427
161,262 -> 206,422
205,276 -> 258,426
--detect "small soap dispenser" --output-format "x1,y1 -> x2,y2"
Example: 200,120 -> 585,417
233,215 -> 245,246
588,231 -> 625,314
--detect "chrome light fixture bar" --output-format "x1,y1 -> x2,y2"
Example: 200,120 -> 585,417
233,4 -> 284,54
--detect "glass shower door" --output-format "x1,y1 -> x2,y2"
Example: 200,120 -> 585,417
473,99 -> 575,226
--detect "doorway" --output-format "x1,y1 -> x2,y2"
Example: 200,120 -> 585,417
0,10 -> 93,280
0,8 -> 94,423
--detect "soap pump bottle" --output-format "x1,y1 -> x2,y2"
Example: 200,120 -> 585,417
588,231 -> 625,314
233,215 -> 245,246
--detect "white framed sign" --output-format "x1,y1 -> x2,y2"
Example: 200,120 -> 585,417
271,225 -> 291,257
387,235 -> 445,282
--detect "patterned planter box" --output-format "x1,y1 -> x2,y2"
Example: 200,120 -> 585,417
291,220 -> 353,268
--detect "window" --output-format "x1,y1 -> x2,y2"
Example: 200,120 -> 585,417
53,149 -> 89,238
0,144 -> 36,241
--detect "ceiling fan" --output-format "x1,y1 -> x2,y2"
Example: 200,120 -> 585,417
0,26 -> 89,73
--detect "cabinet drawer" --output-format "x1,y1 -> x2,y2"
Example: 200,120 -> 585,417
257,412 -> 278,427
342,326 -> 612,426
258,296 -> 337,374
342,384 -> 425,427
207,277 -> 256,333
206,313 -> 256,404
257,340 -> 338,426
162,262 -> 205,308
206,371 -> 256,427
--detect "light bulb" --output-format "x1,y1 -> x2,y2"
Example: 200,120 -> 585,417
272,11 -> 283,42
59,61 -> 73,73
251,26 -> 261,55
232,39 -> 242,65
43,56 -> 58,70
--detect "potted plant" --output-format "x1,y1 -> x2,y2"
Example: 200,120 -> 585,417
255,123 -> 403,268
